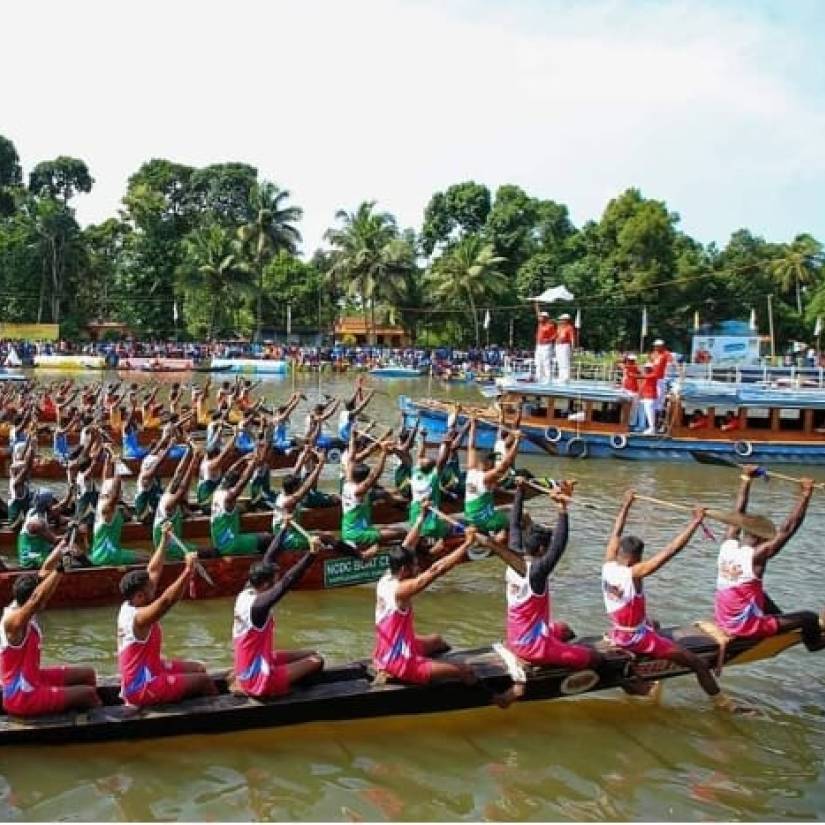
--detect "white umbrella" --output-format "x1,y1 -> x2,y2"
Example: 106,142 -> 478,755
532,285 -> 575,303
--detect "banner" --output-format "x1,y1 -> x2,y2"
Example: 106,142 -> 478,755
0,323 -> 60,341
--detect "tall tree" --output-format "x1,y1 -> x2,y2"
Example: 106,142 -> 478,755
0,135 -> 23,217
430,237 -> 508,347
28,156 -> 93,207
177,223 -> 252,338
421,181 -> 491,255
769,233 -> 824,314
237,181 -> 302,340
324,202 -> 411,343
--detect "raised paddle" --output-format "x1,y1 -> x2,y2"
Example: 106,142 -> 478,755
427,505 -> 492,560
523,478 -> 601,510
164,527 -> 215,587
633,494 -> 777,539
690,452 -> 825,490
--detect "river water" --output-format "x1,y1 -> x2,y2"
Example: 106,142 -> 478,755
2,373 -> 825,821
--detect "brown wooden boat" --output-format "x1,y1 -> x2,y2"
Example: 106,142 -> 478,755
0,532 -> 469,610
0,450 -> 297,483
0,488 -> 528,551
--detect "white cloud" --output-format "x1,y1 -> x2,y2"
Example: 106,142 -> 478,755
2,0 -> 823,253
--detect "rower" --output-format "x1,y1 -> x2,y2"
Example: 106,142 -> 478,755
231,526 -> 324,698
342,440 -> 407,555
390,420 -> 419,499
8,439 -> 36,530
373,519 -> 491,690
153,445 -> 201,555
338,382 -> 374,442
1,541 -> 100,717
463,418 -> 521,543
268,392 -> 303,454
192,380 -> 212,428
409,430 -> 454,540
291,443 -> 340,509
17,490 -> 63,569
441,418 -> 471,502
485,478 -> 602,705
73,446 -> 104,533
133,437 -> 175,523
90,451 -> 144,567
210,455 -> 270,555
117,526 -> 216,708
121,403 -> 149,461
715,469 -> 825,650
196,437 -> 236,513
306,398 -> 339,449
206,409 -> 229,452
602,491 -> 723,702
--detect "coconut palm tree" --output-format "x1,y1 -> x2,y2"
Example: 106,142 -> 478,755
177,223 -> 252,338
237,181 -> 302,340
324,202 -> 412,343
430,237 -> 508,346
769,234 -> 824,314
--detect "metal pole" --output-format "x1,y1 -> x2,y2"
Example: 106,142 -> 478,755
767,294 -> 776,364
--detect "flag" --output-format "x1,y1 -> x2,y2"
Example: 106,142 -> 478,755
574,308 -> 581,329
749,307 -> 757,331
641,306 -> 648,339
816,316 -> 823,337
286,304 -> 292,336
172,301 -> 179,322
693,310 -> 700,331
483,309 -> 491,330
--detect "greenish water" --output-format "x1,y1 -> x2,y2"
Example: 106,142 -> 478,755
3,372 -> 825,821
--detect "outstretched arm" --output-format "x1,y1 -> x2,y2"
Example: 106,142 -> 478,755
631,507 -> 705,579
395,528 -> 476,602
528,495 -> 570,591
605,490 -> 635,562
726,464 -> 759,540
135,554 -> 197,634
754,479 -> 814,564
484,432 -> 521,486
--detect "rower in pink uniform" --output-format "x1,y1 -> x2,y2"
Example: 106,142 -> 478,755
602,490 -> 725,703
117,524 -> 216,707
715,467 -> 825,648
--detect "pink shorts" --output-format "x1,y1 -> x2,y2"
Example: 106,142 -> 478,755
241,652 -> 290,698
611,625 -> 678,659
376,638 -> 435,685
124,659 -> 190,708
522,639 -> 594,670
727,614 -> 780,640
3,666 -> 69,717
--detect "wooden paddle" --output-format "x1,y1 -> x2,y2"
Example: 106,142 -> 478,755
690,451 -> 825,490
633,494 -> 777,539
428,505 -> 491,560
523,478 -> 601,510
165,527 -> 215,586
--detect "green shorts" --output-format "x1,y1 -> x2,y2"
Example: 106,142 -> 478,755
465,509 -> 508,534
217,533 -> 260,556
90,547 -> 141,567
419,512 -> 451,539
279,527 -> 310,552
134,489 -> 160,521
342,527 -> 381,547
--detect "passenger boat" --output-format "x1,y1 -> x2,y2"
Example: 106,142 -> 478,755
0,487 -> 527,552
401,377 -> 825,464
0,622 -> 810,746
116,357 -> 195,372
368,366 -> 427,378
209,358 -> 288,375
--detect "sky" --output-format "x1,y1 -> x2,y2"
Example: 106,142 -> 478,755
3,0 -> 824,256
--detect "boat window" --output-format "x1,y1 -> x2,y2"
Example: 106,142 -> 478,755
778,408 -> 803,432
590,401 -> 622,424
745,407 -> 772,431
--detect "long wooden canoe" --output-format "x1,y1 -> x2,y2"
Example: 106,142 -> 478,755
0,450 -> 298,483
0,622 -> 810,746
0,532 -> 468,609
0,488 -> 528,552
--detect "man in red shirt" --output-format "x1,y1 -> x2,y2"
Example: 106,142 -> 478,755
649,339 -> 673,414
639,364 -> 659,435
619,354 -> 642,429
533,305 -> 556,384
555,313 -> 576,382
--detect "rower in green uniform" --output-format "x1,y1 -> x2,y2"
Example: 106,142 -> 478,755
152,444 -> 200,557
210,454 -> 270,556
90,451 -> 144,566
409,430 -> 454,539
463,417 -> 521,543
196,437 -> 236,512
440,416 -> 471,502
341,440 -> 407,554
8,439 -> 36,530
272,451 -> 339,551
17,491 -> 62,569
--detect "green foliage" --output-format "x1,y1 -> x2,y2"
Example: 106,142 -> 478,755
0,134 -> 822,352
